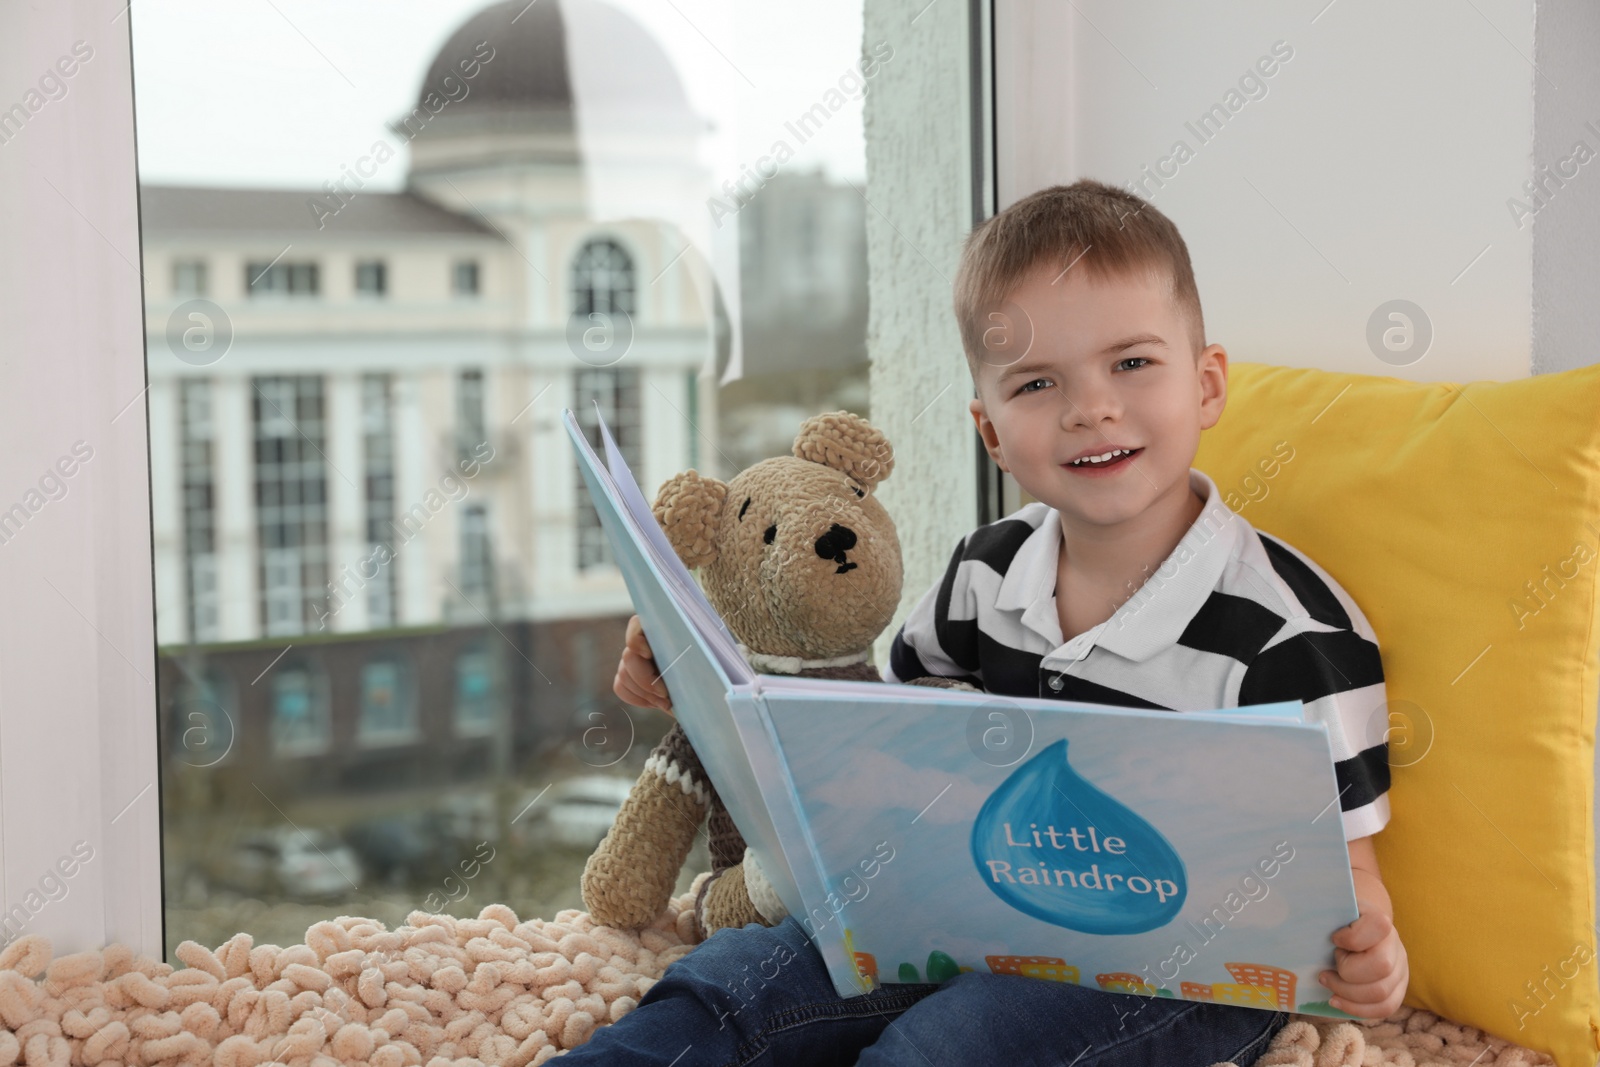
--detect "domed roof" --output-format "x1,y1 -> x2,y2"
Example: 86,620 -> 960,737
416,0 -> 690,115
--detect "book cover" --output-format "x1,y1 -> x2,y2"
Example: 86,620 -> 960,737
565,406 -> 1361,1017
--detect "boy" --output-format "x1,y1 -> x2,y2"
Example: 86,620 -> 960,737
589,179 -> 1408,1066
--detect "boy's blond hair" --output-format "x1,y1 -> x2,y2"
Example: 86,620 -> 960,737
953,179 -> 1206,374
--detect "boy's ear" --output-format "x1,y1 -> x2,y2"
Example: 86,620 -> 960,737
1197,343 -> 1228,431
652,469 -> 728,569
969,397 -> 1009,473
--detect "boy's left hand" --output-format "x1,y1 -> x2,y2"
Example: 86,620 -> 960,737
1319,890 -> 1409,1019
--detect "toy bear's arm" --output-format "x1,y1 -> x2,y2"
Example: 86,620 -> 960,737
902,676 -> 982,692
581,723 -> 714,929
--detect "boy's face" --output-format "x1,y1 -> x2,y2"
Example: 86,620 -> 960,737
967,262 -> 1227,533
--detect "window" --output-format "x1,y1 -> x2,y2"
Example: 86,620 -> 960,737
253,376 -> 328,636
355,259 -> 387,297
179,379 -> 219,643
454,644 -> 495,736
358,658 -> 415,743
271,665 -> 329,755
246,260 -> 319,297
574,367 -> 641,570
362,374 -> 398,629
122,0 -> 916,960
571,238 -> 635,317
173,258 -> 207,297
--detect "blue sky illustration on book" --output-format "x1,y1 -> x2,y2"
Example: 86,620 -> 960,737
765,694 -> 1356,1011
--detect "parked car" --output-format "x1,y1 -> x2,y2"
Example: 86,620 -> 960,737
517,775 -> 635,849
435,789 -> 499,845
201,826 -> 363,901
342,811 -> 466,888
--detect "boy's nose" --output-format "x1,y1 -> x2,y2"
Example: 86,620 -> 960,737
1061,379 -> 1122,427
814,523 -> 858,573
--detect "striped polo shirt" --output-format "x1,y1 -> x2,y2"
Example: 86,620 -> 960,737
883,467 -> 1392,842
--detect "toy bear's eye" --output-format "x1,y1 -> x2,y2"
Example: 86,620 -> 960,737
763,524 -> 777,544
738,496 -> 751,521
850,485 -> 865,498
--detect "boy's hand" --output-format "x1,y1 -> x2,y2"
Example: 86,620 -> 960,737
613,615 -> 675,716
1318,883 -> 1408,1023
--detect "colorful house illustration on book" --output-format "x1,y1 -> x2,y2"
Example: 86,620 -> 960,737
844,928 -> 877,988
1180,963 -> 1296,1009
1095,973 -> 1166,996
984,955 -> 1081,984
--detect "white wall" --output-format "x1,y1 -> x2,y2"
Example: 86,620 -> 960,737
996,0 -> 1538,382
863,0 -> 981,667
1531,1 -> 1600,375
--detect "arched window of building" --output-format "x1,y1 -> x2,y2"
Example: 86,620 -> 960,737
570,238 -> 635,317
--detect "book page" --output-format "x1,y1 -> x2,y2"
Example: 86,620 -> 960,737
593,408 -> 749,686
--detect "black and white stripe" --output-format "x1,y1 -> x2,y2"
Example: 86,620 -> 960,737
884,469 -> 1391,841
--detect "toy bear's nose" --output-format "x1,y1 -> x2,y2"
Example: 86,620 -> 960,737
814,523 -> 858,574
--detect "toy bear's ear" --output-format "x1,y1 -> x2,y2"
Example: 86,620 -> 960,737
792,411 -> 895,491
652,469 -> 728,570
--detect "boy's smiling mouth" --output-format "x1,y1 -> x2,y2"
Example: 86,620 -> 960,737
1064,446 -> 1142,473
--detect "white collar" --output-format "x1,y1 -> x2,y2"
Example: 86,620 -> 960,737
993,469 -> 1244,663
735,643 -> 871,675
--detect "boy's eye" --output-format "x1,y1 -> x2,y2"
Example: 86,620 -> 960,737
1014,358 -> 1146,396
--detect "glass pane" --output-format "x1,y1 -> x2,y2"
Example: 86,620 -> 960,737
134,0 -> 896,958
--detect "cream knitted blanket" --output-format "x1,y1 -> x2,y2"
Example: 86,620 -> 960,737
0,878 -> 1555,1067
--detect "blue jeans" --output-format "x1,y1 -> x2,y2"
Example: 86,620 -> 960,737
558,917 -> 1290,1066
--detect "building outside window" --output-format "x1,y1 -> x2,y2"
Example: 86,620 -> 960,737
127,0 -> 896,958
452,259 -> 479,296
172,258 -> 207,297
362,374 -> 398,629
355,259 -> 387,297
179,379 -> 219,643
246,260 -> 319,297
573,367 -> 641,570
253,376 -> 329,637
271,665 -> 329,755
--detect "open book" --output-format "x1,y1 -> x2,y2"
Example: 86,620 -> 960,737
565,407 -> 1360,1018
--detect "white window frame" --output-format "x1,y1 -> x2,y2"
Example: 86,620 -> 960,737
0,3 -> 162,959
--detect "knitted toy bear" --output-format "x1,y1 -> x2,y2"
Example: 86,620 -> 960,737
580,411 -> 967,942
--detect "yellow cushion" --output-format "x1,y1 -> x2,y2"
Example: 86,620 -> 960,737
1194,360 -> 1600,1067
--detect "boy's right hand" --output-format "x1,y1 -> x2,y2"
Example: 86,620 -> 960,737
614,614 -> 675,716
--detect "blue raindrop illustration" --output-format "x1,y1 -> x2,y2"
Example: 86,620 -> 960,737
970,738 -> 1186,933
